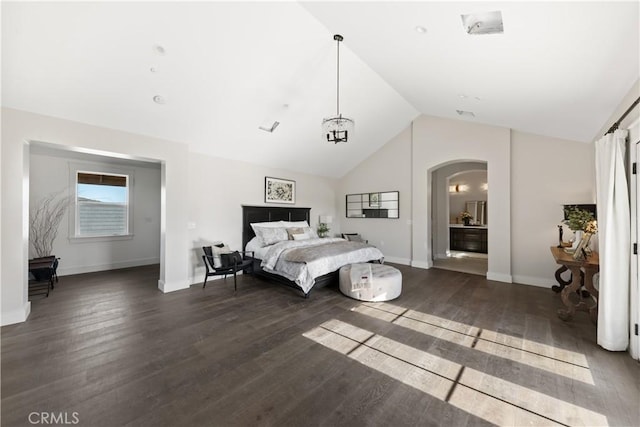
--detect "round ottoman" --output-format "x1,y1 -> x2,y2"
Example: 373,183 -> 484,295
339,263 -> 402,301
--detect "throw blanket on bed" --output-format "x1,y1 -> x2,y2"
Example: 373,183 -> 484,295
260,238 -> 384,294
284,241 -> 370,263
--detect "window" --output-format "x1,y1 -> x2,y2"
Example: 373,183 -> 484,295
75,171 -> 129,237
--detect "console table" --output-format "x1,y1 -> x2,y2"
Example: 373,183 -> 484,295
549,247 -> 599,324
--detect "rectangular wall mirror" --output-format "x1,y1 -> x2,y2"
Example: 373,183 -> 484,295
346,191 -> 399,218
465,200 -> 487,225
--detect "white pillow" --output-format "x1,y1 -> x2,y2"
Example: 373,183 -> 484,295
285,221 -> 310,228
251,221 -> 286,232
250,221 -> 312,244
286,227 -> 305,240
211,244 -> 230,268
292,233 -> 311,240
245,236 -> 263,253
251,222 -> 285,246
303,226 -> 319,238
251,221 -> 309,230
254,226 -> 288,246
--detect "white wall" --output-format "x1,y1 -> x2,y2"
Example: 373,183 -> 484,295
1,107 -> 190,325
1,108 -> 341,325
339,114 -> 596,288
29,151 -> 161,275
511,130 -> 595,287
187,152 -> 338,284
412,115 -> 512,282
337,127 -> 413,265
0,106 -> 600,325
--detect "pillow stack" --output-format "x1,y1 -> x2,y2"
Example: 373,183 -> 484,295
251,221 -> 318,247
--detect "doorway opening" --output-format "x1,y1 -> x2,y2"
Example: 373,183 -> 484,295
431,162 -> 488,276
27,142 -> 162,305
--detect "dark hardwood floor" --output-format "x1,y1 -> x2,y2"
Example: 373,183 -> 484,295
2,264 -> 638,426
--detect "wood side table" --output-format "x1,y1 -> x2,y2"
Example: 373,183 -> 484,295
549,247 -> 599,324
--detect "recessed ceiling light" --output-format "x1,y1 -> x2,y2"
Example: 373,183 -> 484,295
153,45 -> 166,55
458,94 -> 468,99
456,110 -> 475,117
415,26 -> 427,34
153,95 -> 166,104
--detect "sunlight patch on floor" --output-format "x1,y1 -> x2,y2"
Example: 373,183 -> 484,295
303,319 -> 608,427
353,302 -> 593,384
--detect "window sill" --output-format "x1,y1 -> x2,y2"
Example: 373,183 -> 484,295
69,234 -> 134,244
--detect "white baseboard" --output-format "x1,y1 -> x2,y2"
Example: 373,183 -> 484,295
57,257 -> 160,276
512,275 -> 555,288
384,256 -> 411,266
158,278 -> 190,293
1,301 -> 31,326
434,253 -> 449,260
411,260 -> 432,269
486,271 -> 513,283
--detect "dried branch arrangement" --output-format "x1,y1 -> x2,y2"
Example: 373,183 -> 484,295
30,191 -> 72,258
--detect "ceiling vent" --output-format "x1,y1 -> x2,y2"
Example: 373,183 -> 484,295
259,121 -> 280,133
461,11 -> 504,35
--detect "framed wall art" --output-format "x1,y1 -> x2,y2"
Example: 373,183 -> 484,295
265,176 -> 296,204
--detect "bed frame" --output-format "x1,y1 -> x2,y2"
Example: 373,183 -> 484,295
241,205 -> 339,297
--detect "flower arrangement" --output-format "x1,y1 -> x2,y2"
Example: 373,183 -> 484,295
317,222 -> 330,238
584,220 -> 598,234
563,206 -> 596,232
459,211 -> 473,220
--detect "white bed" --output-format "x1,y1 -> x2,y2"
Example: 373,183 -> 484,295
248,236 -> 384,294
243,212 -> 384,296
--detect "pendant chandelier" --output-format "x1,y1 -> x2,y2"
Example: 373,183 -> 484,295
322,34 -> 354,144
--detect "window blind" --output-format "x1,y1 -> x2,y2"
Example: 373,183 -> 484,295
77,172 -> 126,187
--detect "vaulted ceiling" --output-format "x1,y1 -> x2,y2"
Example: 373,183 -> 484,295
2,2 -> 638,177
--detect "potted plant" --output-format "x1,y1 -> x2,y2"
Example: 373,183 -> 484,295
459,211 -> 473,226
563,206 -> 596,249
317,222 -> 330,238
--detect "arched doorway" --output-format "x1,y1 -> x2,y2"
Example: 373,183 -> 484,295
430,161 -> 488,276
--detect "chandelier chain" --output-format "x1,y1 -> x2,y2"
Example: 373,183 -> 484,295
336,36 -> 340,116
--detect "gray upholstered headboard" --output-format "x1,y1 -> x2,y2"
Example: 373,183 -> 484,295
242,205 -> 311,250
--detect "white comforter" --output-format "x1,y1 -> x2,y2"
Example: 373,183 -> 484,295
260,238 -> 384,294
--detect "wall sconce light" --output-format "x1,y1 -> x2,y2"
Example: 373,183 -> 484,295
481,183 -> 488,191
449,184 -> 468,193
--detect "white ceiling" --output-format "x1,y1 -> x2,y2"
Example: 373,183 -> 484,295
2,2 -> 639,178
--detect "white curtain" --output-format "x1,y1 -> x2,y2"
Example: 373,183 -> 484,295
595,129 -> 630,351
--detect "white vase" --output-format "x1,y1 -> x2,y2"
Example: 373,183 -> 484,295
572,230 -> 584,249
